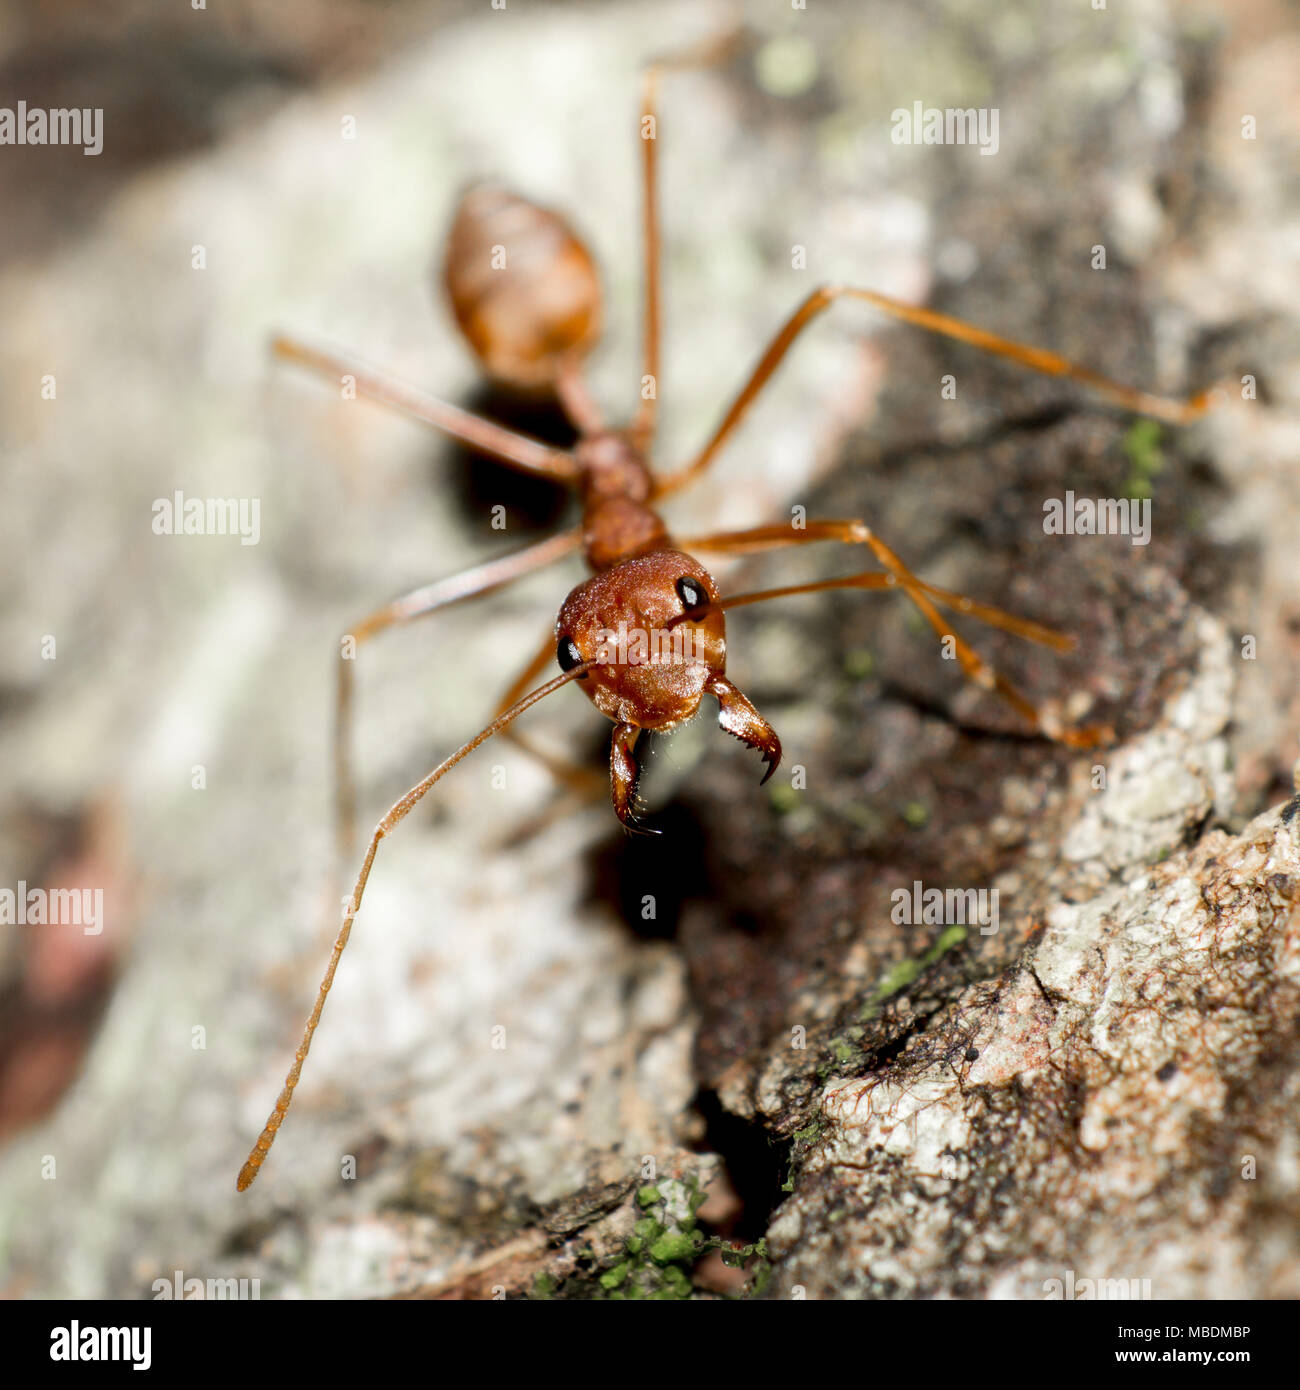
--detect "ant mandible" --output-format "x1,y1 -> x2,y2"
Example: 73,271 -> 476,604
237,35 -> 1214,1191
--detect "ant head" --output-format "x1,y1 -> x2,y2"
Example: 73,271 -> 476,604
555,550 -> 726,731
442,185 -> 602,391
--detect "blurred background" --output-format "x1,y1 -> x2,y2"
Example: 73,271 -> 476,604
0,0 -> 1297,1298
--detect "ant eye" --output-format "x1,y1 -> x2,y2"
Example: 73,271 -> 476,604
557,635 -> 585,673
675,575 -> 707,610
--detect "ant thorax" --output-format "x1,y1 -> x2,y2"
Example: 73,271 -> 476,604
575,430 -> 666,570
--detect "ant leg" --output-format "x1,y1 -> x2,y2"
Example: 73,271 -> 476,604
684,520 -> 1109,747
236,660 -> 598,1192
632,59 -> 664,444
272,334 -> 580,482
632,29 -> 746,445
335,530 -> 581,865
680,521 -> 1072,648
654,285 -> 1218,496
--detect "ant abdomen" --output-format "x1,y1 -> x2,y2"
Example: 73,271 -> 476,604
442,185 -> 602,391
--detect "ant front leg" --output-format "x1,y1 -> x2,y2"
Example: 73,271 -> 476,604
654,285 -> 1218,497
683,520 -> 1110,749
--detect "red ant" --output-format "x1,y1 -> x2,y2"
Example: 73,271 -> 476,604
237,39 -> 1214,1191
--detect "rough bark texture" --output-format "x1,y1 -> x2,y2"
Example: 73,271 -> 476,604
1,0 -> 1298,1300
